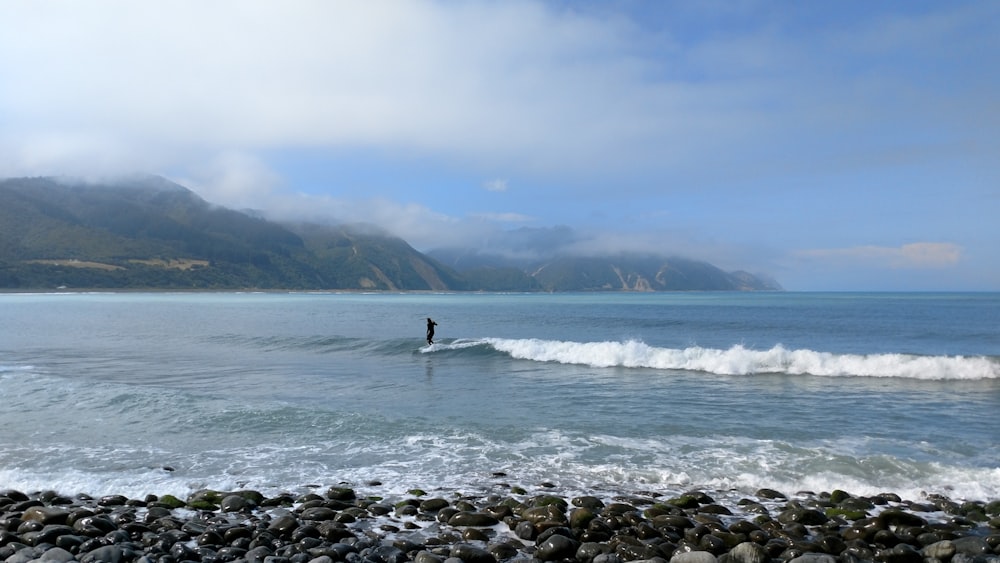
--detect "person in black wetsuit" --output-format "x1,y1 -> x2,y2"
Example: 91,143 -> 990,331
426,318 -> 438,345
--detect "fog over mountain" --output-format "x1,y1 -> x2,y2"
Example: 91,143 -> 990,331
0,175 -> 780,291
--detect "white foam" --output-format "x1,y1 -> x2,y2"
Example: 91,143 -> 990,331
3,428 -> 996,505
481,338 -> 999,379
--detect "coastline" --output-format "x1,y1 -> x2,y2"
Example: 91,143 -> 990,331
2,484 -> 997,563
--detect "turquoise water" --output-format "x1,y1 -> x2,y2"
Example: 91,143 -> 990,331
1,291 -> 997,503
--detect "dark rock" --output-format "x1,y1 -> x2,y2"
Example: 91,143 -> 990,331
80,544 -> 125,563
22,506 -> 71,526
414,550 -> 445,563
699,504 -> 733,516
220,494 -> 252,512
55,533 -> 87,552
614,541 -> 661,561
535,533 -> 579,561
30,524 -> 76,546
603,502 -> 638,516
574,496 -> 606,511
536,526 -> 573,544
169,540 -> 197,560
98,495 -> 129,507
197,529 -> 225,546
514,520 -> 537,541
0,489 -> 29,502
268,514 -> 300,538
461,528 -> 490,542
317,521 -> 356,542
878,509 -> 928,529
5,546 -> 43,563
577,541 -> 613,563
872,529 -> 901,547
486,541 -> 520,561
670,551 -> 718,563
700,533 -> 728,554
420,498 -> 451,512
291,524 -> 321,542
522,505 -> 566,525
951,535 -> 992,556
74,515 -> 118,535
327,487 -> 356,501
880,543 -> 923,563
723,541 -> 768,563
786,555 -> 835,563
450,543 -> 497,563
817,534 -> 846,554
369,545 -> 409,563
39,546 -> 76,562
667,495 -> 702,509
777,507 -> 829,526
448,512 -> 499,527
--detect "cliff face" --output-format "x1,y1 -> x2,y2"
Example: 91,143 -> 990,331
525,256 -> 781,291
0,176 -> 459,290
0,175 -> 781,291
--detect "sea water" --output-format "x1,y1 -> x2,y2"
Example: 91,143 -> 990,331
1,292 -> 997,504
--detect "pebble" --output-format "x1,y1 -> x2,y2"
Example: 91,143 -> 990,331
0,487 -> 997,563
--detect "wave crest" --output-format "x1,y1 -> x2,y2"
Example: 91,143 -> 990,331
471,338 -> 998,380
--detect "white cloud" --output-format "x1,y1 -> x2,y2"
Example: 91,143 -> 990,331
794,242 -> 963,269
483,179 -> 509,193
181,152 -> 285,210
469,212 -> 534,223
0,0 -> 994,193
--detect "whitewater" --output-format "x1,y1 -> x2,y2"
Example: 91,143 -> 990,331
1,291 -> 998,505
429,338 -> 999,379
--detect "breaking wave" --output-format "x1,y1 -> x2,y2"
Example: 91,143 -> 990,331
425,338 -> 999,380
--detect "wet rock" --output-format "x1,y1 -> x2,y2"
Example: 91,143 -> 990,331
878,509 -> 928,529
880,543 -> 924,563
593,553 -> 625,563
39,546 -> 75,562
722,541 -> 769,563
269,514 -> 301,538
420,498 -> 451,512
922,540 -> 956,560
79,544 -> 125,563
778,507 -> 829,526
951,535 -> 992,556
21,506 -> 71,526
0,486 -> 997,563
486,541 -> 520,561
449,543 -> 497,563
327,487 -> 357,501
370,544 -> 409,563
221,493 -> 252,512
448,512 -> 500,527
414,551 -> 445,563
755,489 -> 787,500
535,533 -> 579,561
670,551 -> 719,563
787,554 -> 836,563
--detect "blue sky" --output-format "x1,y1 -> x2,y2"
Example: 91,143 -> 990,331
1,1 -> 997,290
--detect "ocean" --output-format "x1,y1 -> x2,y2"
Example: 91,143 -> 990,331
1,291 -> 998,507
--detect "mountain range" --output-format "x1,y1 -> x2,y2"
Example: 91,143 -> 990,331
0,176 -> 781,292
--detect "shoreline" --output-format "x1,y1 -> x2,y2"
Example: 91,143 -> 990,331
2,485 -> 997,563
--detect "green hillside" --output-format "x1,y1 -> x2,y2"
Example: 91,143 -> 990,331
0,176 -> 781,291
0,176 -> 460,290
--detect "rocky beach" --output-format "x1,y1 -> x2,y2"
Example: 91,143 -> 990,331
2,483 -> 998,563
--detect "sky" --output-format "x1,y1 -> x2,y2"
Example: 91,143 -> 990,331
1,1 -> 997,291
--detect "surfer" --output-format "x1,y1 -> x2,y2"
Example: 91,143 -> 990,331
426,318 -> 438,345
